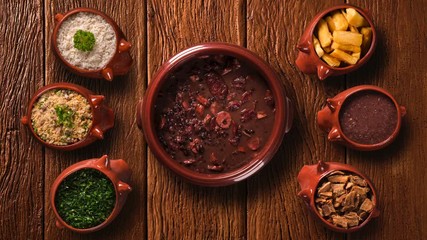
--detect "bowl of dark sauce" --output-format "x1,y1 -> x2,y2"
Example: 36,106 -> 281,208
317,85 -> 406,151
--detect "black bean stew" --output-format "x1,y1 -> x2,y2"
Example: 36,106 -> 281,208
154,55 -> 276,173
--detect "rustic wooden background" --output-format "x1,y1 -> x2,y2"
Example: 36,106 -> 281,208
1,0 -> 426,239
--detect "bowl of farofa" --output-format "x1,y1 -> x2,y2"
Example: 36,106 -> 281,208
295,4 -> 377,80
52,8 -> 132,81
21,82 -> 114,150
297,161 -> 380,233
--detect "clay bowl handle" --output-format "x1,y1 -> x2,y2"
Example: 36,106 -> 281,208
117,181 -> 132,196
99,39 -> 132,81
90,126 -> 104,140
316,160 -> 329,173
110,159 -> 132,183
297,161 -> 330,205
21,116 -> 29,125
296,42 -> 310,54
89,105 -> 114,140
317,99 -> 336,131
327,127 -> 344,143
94,155 -> 111,169
119,39 -> 132,53
101,68 -> 114,81
317,98 -> 346,143
317,65 -> 334,80
54,13 -> 64,22
89,94 -> 105,106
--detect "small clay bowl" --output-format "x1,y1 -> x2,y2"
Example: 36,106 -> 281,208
50,155 -> 132,233
136,42 -> 293,187
52,8 -> 132,81
21,82 -> 114,151
297,160 -> 380,233
317,85 -> 406,151
295,4 -> 377,80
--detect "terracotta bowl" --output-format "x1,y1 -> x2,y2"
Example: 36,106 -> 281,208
297,160 -> 380,233
52,8 -> 132,81
136,43 -> 293,186
21,82 -> 114,151
317,85 -> 406,151
50,155 -> 132,233
295,4 -> 377,80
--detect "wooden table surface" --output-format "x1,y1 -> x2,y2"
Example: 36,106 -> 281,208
1,0 -> 426,239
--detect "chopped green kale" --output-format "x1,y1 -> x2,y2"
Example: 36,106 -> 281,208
55,168 -> 116,229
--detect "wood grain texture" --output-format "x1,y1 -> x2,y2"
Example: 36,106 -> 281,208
0,0 -> 44,239
245,0 -> 346,239
1,0 -> 426,239
147,0 -> 246,239
346,0 -> 427,239
43,0 -> 146,239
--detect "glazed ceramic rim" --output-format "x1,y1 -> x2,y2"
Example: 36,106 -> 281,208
51,166 -> 120,233
309,4 -> 377,72
25,83 -> 95,150
312,165 -> 379,233
52,8 -> 120,72
142,42 -> 289,186
335,85 -> 403,150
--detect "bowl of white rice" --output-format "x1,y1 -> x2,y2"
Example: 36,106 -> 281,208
52,8 -> 132,81
21,83 -> 114,150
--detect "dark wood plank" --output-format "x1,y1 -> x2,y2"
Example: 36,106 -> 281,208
246,0 -> 347,239
43,1 -> 147,239
346,0 -> 427,239
0,0 -> 44,239
147,0 -> 246,239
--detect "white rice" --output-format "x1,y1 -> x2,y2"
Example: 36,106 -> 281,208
31,89 -> 93,145
57,12 -> 117,70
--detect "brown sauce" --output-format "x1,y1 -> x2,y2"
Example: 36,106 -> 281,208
339,91 -> 397,145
